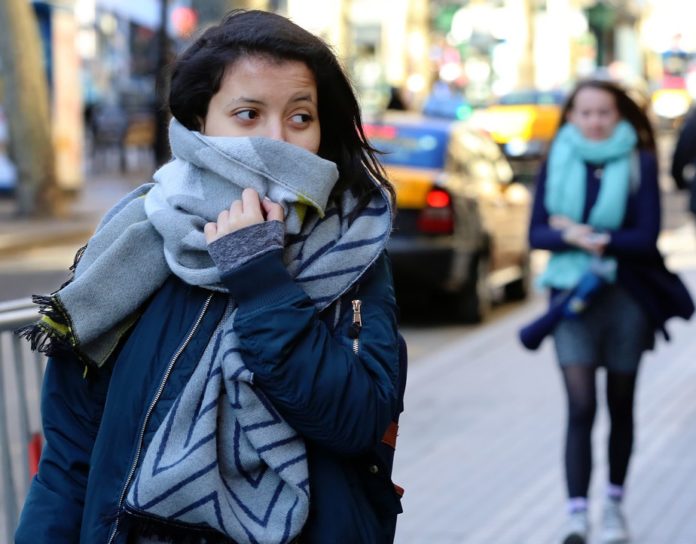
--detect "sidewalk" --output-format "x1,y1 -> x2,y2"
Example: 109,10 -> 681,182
395,239 -> 696,543
0,170 -> 146,257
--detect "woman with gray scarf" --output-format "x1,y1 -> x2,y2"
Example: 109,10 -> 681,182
15,10 -> 405,544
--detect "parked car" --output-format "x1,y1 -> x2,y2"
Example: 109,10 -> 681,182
365,112 -> 532,322
470,89 -> 565,182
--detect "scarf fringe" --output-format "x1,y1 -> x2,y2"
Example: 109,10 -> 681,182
15,244 -> 87,358
14,294 -> 76,360
59,243 -> 87,291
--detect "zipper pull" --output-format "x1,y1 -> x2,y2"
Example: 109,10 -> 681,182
349,299 -> 362,339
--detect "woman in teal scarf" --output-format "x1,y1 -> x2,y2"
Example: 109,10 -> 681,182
529,80 -> 667,544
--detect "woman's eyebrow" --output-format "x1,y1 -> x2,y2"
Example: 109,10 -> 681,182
229,96 -> 265,106
223,94 -> 315,109
290,94 -> 314,104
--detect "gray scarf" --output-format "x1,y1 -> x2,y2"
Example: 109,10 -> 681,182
22,119 -> 392,543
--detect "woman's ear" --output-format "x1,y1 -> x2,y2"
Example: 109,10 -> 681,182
197,116 -> 206,134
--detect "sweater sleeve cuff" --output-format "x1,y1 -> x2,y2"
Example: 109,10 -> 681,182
208,221 -> 284,276
221,249 -> 307,310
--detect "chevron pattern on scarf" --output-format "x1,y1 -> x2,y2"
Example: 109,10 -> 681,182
127,319 -> 309,544
285,191 -> 392,309
126,188 -> 391,543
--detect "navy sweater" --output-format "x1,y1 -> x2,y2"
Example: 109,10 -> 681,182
529,151 -> 661,257
528,150 -> 688,342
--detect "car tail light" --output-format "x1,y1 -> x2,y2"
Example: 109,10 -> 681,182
426,189 -> 450,208
417,188 -> 454,234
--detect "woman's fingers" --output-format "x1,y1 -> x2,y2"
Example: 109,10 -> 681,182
562,224 -> 593,246
205,189 -> 284,245
230,199 -> 243,217
204,222 -> 218,243
217,208 -> 229,225
262,198 -> 285,222
241,188 -> 263,220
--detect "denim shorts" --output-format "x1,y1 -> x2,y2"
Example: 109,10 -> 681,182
553,284 -> 652,374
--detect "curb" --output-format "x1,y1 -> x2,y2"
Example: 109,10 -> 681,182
0,220 -> 97,257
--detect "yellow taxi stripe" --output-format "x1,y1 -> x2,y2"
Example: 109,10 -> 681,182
385,166 -> 437,209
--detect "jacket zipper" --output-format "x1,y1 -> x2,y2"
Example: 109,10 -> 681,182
106,293 -> 214,544
350,299 -> 362,354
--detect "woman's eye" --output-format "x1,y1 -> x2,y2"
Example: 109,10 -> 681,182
291,113 -> 313,124
235,110 -> 258,121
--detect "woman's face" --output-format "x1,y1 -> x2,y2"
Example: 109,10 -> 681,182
202,56 -> 321,154
566,87 -> 621,141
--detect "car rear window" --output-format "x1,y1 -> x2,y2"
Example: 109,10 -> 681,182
364,123 -> 450,169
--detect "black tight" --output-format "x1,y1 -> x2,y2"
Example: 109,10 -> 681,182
561,365 -> 639,498
606,370 -> 639,486
562,366 -> 596,498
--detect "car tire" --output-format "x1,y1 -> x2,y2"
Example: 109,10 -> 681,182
504,253 -> 531,301
454,253 -> 491,323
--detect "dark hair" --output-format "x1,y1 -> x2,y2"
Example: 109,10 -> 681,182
168,9 -> 394,208
558,78 -> 656,152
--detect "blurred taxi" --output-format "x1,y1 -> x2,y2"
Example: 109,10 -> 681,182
470,89 -> 565,181
365,113 -> 532,322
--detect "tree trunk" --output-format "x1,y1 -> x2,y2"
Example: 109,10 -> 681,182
0,0 -> 57,217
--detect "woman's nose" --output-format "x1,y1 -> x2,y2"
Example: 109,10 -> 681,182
266,120 -> 286,142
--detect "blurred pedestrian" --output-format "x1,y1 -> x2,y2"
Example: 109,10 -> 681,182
15,10 -> 405,544
670,107 -> 696,217
387,85 -> 407,111
528,79 -> 693,544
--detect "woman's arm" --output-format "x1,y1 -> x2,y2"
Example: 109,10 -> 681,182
205,189 -> 400,455
605,152 -> 661,257
15,355 -> 111,542
213,243 -> 400,456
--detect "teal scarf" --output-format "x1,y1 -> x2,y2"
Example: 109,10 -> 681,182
538,120 -> 637,289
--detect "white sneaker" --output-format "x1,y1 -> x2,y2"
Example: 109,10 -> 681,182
601,499 -> 630,543
562,510 -> 589,544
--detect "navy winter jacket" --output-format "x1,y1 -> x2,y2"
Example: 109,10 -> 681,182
15,250 -> 405,544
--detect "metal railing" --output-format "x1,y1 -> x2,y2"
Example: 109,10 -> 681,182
0,299 -> 45,543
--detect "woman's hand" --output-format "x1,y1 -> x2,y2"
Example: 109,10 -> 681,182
561,224 -> 609,255
204,188 -> 285,244
575,231 -> 610,255
550,215 -> 609,255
